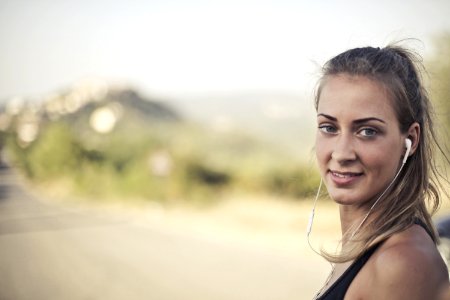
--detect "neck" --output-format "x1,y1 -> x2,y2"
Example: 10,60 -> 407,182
339,205 -> 368,245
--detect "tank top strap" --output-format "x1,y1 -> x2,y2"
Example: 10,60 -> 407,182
317,219 -> 435,299
317,242 -> 383,299
414,218 -> 434,241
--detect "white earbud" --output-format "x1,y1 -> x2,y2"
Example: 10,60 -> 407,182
403,138 -> 412,164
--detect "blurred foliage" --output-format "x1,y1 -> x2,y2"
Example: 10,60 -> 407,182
428,33 -> 450,141
4,117 -> 319,204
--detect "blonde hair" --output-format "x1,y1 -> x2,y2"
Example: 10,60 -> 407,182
315,44 -> 448,263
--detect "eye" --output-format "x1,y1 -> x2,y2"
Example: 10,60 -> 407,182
359,127 -> 378,137
318,124 -> 337,134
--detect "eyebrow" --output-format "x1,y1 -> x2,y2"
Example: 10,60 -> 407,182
317,113 -> 386,124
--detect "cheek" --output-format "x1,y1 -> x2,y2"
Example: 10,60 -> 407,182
361,148 -> 400,176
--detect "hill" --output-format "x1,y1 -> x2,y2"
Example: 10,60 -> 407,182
0,82 -> 320,203
170,92 -> 316,159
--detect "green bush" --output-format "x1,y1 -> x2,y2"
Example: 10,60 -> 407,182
5,119 -> 318,203
26,123 -> 82,179
263,166 -> 320,198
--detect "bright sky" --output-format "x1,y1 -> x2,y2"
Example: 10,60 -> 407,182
0,0 -> 449,101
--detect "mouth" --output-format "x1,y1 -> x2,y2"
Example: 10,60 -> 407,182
330,170 -> 363,178
328,170 -> 363,185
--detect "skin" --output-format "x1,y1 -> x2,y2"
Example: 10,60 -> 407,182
315,74 -> 448,299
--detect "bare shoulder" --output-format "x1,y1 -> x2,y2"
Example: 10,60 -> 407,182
368,224 -> 448,299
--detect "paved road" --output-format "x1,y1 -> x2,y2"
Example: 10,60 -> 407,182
0,167 -> 327,300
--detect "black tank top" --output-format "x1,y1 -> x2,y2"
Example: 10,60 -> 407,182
316,219 -> 431,300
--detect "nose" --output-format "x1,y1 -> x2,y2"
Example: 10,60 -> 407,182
331,135 -> 357,163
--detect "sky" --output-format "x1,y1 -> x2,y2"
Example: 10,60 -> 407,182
0,0 -> 449,101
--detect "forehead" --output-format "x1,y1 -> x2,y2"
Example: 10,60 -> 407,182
317,74 -> 398,122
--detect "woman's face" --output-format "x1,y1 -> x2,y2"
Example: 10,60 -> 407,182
315,74 -> 406,208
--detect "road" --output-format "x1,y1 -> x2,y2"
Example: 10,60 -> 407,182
0,167 -> 327,300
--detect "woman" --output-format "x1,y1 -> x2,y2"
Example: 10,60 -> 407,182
309,45 -> 449,299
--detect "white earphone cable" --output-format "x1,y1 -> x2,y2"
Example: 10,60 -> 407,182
306,178 -> 323,257
349,160 -> 407,239
307,138 -> 411,244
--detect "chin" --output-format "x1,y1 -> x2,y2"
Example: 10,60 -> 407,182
328,190 -> 365,206
331,197 -> 355,205
333,198 -> 359,206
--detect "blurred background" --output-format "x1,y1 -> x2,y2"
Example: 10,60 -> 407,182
0,0 -> 449,299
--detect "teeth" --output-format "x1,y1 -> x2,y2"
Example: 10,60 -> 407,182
332,172 -> 357,178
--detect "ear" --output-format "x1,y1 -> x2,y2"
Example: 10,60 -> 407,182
406,122 -> 420,156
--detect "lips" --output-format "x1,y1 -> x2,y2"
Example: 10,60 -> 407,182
329,170 -> 363,185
